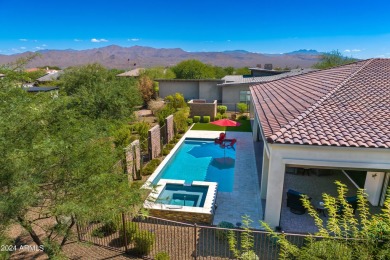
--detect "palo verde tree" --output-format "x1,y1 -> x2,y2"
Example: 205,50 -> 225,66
172,59 -> 216,79
0,60 -> 145,258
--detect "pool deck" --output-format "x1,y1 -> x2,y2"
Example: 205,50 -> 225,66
185,130 -> 263,229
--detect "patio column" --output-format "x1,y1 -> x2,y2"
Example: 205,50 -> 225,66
364,172 -> 385,206
260,148 -> 269,199
264,154 -> 285,228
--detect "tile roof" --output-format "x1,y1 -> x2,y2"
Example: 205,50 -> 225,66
221,69 -> 316,85
36,71 -> 63,82
116,68 -> 145,77
250,59 -> 390,148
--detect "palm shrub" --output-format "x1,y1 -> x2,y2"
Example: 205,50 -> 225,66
261,182 -> 390,259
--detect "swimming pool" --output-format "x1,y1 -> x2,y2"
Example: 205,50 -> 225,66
157,184 -> 208,207
150,138 -> 235,192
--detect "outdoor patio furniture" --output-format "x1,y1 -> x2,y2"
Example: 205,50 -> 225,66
220,138 -> 237,150
214,133 -> 226,144
286,189 -> 312,215
338,196 -> 358,215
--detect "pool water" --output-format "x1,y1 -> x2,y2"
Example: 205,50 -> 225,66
152,139 -> 235,192
157,184 -> 208,207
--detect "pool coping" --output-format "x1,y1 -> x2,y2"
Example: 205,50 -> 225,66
143,179 -> 218,215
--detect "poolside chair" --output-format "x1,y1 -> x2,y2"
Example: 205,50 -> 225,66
286,189 -> 312,215
225,138 -> 237,149
214,133 -> 226,144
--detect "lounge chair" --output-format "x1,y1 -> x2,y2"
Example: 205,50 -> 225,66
214,133 -> 226,144
286,189 -> 311,215
225,138 -> 237,149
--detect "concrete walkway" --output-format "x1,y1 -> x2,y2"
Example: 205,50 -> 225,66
185,130 -> 263,229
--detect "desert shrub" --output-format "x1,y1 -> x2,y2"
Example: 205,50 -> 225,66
119,222 -> 139,243
142,159 -> 161,176
174,107 -> 190,134
166,144 -> 174,150
193,116 -> 201,123
238,115 -> 249,120
222,114 -> 228,119
216,221 -> 235,240
236,103 -> 248,114
156,106 -> 175,126
215,113 -> 222,120
165,93 -> 187,110
187,118 -> 193,125
217,105 -> 227,114
162,148 -> 170,156
175,133 -> 183,139
134,230 -> 156,255
241,250 -> 259,260
147,99 -> 165,115
155,251 -> 170,260
203,116 -> 210,123
92,220 -> 118,238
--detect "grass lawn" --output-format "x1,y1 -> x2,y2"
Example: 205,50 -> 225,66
191,120 -> 252,132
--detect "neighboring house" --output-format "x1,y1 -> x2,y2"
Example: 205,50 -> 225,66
250,58 -> 390,228
157,67 -> 314,110
116,68 -> 145,77
36,70 -> 63,83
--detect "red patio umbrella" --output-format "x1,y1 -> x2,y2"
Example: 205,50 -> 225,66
210,119 -> 241,127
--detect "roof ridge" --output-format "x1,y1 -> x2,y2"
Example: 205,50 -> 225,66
267,58 -> 374,143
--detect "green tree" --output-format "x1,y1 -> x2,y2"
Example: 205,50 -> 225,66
141,67 -> 176,79
172,59 -> 216,79
313,50 -> 358,69
59,63 -> 142,119
0,62 -> 144,258
235,67 -> 251,75
138,75 -> 154,104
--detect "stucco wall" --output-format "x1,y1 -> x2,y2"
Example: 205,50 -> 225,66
199,82 -> 221,101
222,84 -> 251,110
165,115 -> 174,143
188,100 -> 217,121
159,81 -> 199,100
148,125 -> 161,159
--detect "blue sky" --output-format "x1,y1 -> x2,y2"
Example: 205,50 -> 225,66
1,0 -> 390,58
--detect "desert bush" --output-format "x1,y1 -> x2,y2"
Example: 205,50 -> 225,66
119,222 -> 139,243
156,106 -> 175,126
222,114 -> 228,119
217,105 -> 227,114
193,116 -> 201,123
92,220 -> 118,238
236,103 -> 248,114
134,230 -> 156,255
174,107 -> 190,134
147,99 -> 165,115
155,251 -> 170,260
187,118 -> 193,125
216,221 -> 235,240
165,93 -> 186,110
215,113 -> 222,120
142,159 -> 161,176
203,116 -> 210,123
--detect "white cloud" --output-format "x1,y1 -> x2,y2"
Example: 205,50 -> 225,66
35,46 -> 43,50
91,38 -> 108,43
41,44 -> 47,47
20,47 -> 26,50
19,39 -> 28,41
74,39 -> 83,42
344,49 -> 361,53
128,38 -> 140,42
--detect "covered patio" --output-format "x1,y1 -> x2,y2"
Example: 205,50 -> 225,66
250,58 -> 390,230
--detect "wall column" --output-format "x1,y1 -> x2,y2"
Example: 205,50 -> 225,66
364,172 -> 385,206
260,147 -> 269,199
263,153 -> 285,228
252,114 -> 259,142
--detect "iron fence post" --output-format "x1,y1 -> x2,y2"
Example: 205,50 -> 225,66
194,223 -> 197,260
122,213 -> 129,253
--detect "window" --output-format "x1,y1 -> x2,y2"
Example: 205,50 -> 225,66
239,90 -> 251,105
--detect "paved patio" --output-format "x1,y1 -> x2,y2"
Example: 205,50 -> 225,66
185,130 -> 263,228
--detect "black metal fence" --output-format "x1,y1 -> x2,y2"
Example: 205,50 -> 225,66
76,215 -> 310,260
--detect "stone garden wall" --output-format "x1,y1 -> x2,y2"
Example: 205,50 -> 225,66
125,140 -> 141,181
165,115 -> 174,143
148,125 -> 161,159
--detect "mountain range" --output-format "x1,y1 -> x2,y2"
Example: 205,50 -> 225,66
0,45 -> 321,69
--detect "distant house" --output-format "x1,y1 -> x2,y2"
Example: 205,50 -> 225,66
157,66 -> 314,110
23,86 -> 59,93
116,68 -> 145,77
250,58 -> 390,228
36,70 -> 63,83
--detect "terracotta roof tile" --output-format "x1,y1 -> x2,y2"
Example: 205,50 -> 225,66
250,58 -> 390,149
